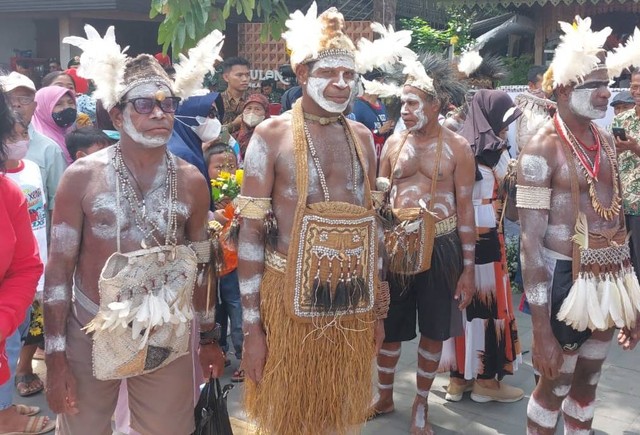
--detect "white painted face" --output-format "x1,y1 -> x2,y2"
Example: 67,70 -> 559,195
306,55 -> 356,114
122,82 -> 174,148
569,89 -> 606,120
400,91 -> 427,132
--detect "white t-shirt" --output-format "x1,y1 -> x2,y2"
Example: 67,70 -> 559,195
6,159 -> 48,295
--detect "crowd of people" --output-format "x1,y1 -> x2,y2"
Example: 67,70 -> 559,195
0,3 -> 639,435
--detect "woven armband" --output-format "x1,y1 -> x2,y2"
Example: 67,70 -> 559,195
234,195 -> 272,220
516,185 -> 551,210
374,281 -> 391,320
190,240 -> 211,263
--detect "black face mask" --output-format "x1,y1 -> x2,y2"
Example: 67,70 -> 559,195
52,107 -> 77,128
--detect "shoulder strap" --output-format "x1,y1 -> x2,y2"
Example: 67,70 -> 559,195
428,129 -> 444,211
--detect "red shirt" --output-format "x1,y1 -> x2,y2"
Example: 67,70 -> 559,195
0,175 -> 42,383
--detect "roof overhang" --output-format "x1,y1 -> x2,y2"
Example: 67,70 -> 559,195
441,0 -> 634,6
472,14 -> 535,50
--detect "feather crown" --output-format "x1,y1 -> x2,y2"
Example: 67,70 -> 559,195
550,15 -> 611,89
64,25 -> 225,109
606,27 -> 640,80
402,57 -> 436,96
282,2 -> 355,69
355,23 -> 416,74
458,51 -> 483,78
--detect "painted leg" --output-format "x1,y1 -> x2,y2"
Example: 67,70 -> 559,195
370,342 -> 401,416
526,352 -> 578,434
562,330 -> 613,434
410,335 -> 442,435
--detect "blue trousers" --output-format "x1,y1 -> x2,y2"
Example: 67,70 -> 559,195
214,269 -> 243,359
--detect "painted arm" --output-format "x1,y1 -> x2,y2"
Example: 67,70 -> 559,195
453,141 -> 476,310
43,163 -> 84,415
517,137 -> 564,379
237,131 -> 276,383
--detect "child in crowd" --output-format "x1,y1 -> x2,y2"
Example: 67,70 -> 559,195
65,127 -> 112,162
4,117 -> 47,398
205,143 -> 244,382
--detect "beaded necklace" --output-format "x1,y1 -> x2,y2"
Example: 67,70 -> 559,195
554,114 -> 621,221
112,143 -> 179,249
302,116 -> 360,202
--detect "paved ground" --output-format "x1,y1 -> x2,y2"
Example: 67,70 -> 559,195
20,289 -> 640,434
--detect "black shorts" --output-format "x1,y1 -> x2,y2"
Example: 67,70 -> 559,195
550,259 -> 592,351
384,230 -> 464,342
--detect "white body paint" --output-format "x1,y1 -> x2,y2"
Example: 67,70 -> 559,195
587,371 -> 601,386
527,396 -> 559,429
527,282 -> 550,306
578,339 -> 611,360
243,134 -> 269,183
44,285 -> 69,304
418,348 -> 441,362
376,365 -> 396,374
401,92 -> 427,132
239,275 -> 262,295
561,396 -> 595,422
243,307 -> 261,324
379,348 -> 401,357
50,223 -> 80,254
238,240 -> 265,263
306,56 -> 355,114
569,89 -> 606,120
552,384 -> 571,397
45,335 -> 67,354
416,367 -> 436,379
458,225 -> 474,233
559,353 -> 579,374
547,224 -> 572,241
520,155 -> 550,183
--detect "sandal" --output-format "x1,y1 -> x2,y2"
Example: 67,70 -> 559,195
12,406 -> 39,417
0,415 -> 55,434
14,375 -> 44,397
231,369 -> 245,383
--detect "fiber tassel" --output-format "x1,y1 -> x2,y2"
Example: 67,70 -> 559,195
209,235 -> 225,281
586,274 -> 606,330
264,210 -> 279,251
624,268 -> 640,312
225,216 -> 240,247
571,212 -> 589,250
334,278 -> 348,311
609,274 -> 625,329
598,276 -> 613,328
615,275 -> 636,327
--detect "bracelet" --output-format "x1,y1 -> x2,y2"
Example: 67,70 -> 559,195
516,185 -> 551,210
234,195 -> 272,220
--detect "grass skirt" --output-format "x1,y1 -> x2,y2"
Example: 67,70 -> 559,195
243,265 -> 376,435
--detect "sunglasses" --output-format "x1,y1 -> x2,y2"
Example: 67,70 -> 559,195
126,97 -> 181,114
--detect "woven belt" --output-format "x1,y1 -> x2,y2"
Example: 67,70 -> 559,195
435,215 -> 457,236
265,250 -> 287,273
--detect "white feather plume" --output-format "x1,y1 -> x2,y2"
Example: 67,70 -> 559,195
63,24 -> 128,110
401,57 -> 434,95
606,27 -> 640,80
361,77 -> 402,97
551,16 -> 611,89
457,50 -> 483,77
282,1 -> 322,68
173,29 -> 225,100
355,23 -> 416,74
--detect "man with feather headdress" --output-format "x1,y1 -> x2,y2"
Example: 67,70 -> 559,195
517,16 -> 640,434
43,26 -> 226,434
238,3 -> 417,434
371,52 -> 476,434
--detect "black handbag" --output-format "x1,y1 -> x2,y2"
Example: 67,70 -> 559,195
193,377 -> 235,435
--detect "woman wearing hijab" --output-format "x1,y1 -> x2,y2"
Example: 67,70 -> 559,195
444,89 -> 524,404
32,86 -> 77,164
235,93 -> 270,159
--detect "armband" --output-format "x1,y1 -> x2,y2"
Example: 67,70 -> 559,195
374,281 -> 391,320
190,240 -> 211,263
234,195 -> 272,220
516,185 -> 551,210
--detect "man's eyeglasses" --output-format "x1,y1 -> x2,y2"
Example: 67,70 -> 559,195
126,97 -> 181,114
9,96 -> 35,106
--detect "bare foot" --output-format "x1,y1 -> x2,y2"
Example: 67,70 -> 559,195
0,406 -> 52,433
410,395 -> 434,435
367,391 -> 394,418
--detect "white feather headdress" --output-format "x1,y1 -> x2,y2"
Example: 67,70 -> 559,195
550,16 -> 611,89
457,50 -> 483,78
63,25 -> 128,110
606,27 -> 640,80
173,30 -> 225,100
282,2 -> 323,69
402,57 -> 435,96
360,78 -> 402,98
355,23 -> 416,74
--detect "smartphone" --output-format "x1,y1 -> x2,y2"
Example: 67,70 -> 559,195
613,127 -> 628,141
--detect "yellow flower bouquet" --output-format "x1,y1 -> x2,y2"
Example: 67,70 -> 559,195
211,169 -> 243,202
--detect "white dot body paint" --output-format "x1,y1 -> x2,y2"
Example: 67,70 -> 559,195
520,155 -> 550,183
238,240 -> 265,263
50,223 -> 80,254
569,89 -> 606,120
561,396 -> 596,422
401,92 -> 427,132
306,55 -> 355,114
44,285 -> 69,304
527,282 -> 549,306
45,335 -> 67,354
552,384 -> 571,397
239,275 -> 262,296
527,396 -> 559,429
578,339 -> 611,360
559,353 -> 579,374
243,308 -> 261,324
244,134 -> 269,184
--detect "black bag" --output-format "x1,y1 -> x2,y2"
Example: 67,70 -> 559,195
193,377 -> 235,435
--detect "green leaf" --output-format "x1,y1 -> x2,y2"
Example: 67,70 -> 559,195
236,0 -> 242,15
222,0 -> 232,19
175,21 -> 186,53
242,0 -> 253,22
185,10 -> 196,40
